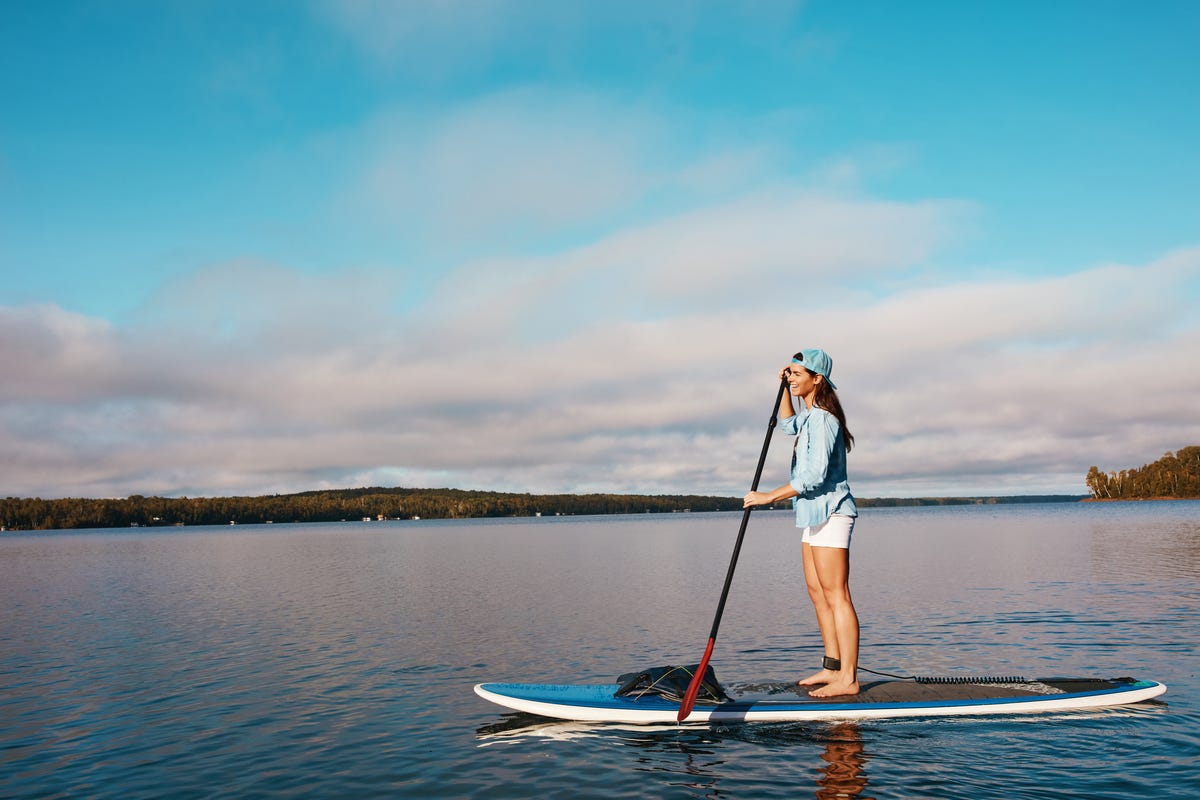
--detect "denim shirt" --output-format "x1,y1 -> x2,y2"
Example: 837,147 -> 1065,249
779,404 -> 857,528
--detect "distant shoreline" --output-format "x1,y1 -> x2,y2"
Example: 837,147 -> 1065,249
1079,496 -> 1196,502
858,495 -> 1086,507
2,489 -> 1092,532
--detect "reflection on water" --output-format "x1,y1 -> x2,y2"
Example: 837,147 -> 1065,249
477,715 -> 873,799
813,724 -> 871,800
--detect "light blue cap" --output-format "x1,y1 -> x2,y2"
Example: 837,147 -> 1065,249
792,348 -> 837,390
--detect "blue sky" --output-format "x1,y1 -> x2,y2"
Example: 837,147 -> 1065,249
2,0 -> 1198,500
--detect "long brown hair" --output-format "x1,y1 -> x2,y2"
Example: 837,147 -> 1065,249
794,352 -> 855,453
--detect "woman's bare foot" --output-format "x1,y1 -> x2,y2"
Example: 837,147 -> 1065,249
807,678 -> 860,698
796,668 -> 838,687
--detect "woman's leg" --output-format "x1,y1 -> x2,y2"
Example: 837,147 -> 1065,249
806,545 -> 860,698
796,541 -> 841,686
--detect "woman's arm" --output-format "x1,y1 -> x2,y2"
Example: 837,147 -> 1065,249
743,483 -> 799,508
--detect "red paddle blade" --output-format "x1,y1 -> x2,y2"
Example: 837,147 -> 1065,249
676,639 -> 716,722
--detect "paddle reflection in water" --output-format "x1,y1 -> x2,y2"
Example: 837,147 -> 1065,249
476,716 -> 873,799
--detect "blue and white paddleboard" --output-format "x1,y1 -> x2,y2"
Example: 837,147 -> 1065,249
475,677 -> 1166,724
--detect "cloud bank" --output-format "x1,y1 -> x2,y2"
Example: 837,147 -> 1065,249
4,239 -> 1197,500
3,89 -> 1198,500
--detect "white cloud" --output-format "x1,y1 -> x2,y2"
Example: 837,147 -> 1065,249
836,248 -> 1200,494
3,241 -> 1197,499
345,90 -> 669,246
314,0 -> 810,81
0,305 -> 125,403
316,0 -> 524,74
412,187 -> 967,355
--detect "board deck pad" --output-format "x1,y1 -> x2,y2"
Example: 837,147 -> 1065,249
475,677 -> 1166,724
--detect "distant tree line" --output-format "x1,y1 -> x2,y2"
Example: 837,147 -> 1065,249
856,495 -> 1084,507
0,488 -> 743,531
1086,446 -> 1200,500
1,486 -> 1088,532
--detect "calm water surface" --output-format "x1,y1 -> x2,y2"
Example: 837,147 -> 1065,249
2,502 -> 1198,798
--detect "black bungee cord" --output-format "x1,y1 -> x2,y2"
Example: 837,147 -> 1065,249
858,665 -> 1029,684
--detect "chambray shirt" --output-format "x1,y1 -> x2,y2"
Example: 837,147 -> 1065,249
780,404 -> 857,528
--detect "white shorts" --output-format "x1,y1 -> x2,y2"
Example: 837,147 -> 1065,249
801,514 -> 855,549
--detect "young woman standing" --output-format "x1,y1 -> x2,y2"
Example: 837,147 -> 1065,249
742,349 -> 860,697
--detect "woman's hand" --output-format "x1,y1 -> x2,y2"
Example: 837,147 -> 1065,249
743,491 -> 772,508
745,484 -> 798,507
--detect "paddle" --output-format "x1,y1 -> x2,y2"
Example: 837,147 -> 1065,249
677,376 -> 789,722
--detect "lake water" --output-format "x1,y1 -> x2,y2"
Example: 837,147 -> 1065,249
2,501 -> 1198,799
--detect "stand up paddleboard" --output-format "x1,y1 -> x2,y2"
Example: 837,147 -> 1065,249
475,675 -> 1166,724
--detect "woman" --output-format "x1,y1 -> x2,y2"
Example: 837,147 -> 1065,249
743,349 -> 859,697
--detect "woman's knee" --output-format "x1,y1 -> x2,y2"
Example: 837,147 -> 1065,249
821,586 -> 854,610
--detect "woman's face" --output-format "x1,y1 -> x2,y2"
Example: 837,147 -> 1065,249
787,364 -> 820,397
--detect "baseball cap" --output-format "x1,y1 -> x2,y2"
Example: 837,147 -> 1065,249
792,348 -> 837,390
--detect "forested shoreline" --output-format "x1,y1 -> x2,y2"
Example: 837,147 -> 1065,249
1086,446 -> 1200,500
1,487 -> 1086,532
1,488 -> 734,531
10,441 -> 1199,532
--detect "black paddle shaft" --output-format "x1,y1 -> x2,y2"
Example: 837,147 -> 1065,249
678,376 -> 789,720
704,377 -> 789,640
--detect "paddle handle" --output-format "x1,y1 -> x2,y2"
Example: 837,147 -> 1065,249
677,376 -> 789,722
